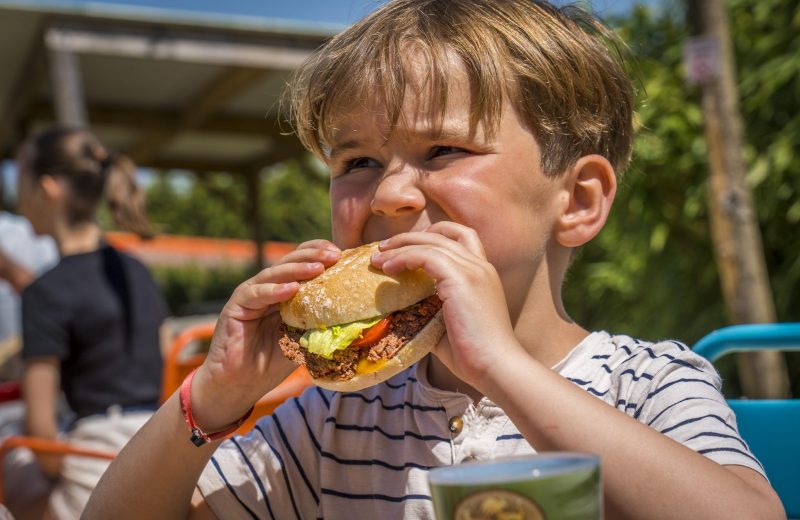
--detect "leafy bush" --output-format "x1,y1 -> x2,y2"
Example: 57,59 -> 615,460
564,0 -> 800,396
151,263 -> 251,317
145,157 -> 331,243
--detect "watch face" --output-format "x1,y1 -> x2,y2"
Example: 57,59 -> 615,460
454,489 -> 546,520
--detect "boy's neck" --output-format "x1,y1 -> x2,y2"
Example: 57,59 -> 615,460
426,310 -> 589,403
426,356 -> 484,403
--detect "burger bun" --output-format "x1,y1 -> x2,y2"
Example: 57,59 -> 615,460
279,242 -> 444,392
280,242 -> 436,329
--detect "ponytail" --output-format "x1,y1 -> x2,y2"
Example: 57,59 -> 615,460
20,126 -> 154,238
103,153 -> 153,238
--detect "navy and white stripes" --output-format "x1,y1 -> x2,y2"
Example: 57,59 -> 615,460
554,332 -> 763,473
198,331 -> 764,519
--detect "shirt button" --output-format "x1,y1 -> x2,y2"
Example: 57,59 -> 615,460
448,416 -> 463,435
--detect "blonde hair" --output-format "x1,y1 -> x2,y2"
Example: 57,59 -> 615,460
288,0 -> 635,177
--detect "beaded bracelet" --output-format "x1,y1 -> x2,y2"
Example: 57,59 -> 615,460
179,368 -> 254,447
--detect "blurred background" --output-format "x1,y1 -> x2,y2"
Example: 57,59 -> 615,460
0,0 -> 797,396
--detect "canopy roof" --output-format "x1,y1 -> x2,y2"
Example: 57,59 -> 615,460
0,0 -> 338,173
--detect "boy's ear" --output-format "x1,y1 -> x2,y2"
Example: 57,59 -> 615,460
554,154 -> 617,248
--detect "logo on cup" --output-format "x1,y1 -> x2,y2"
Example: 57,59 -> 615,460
454,489 -> 546,520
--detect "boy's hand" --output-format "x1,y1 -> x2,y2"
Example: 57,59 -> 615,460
190,240 -> 341,432
372,223 -> 523,390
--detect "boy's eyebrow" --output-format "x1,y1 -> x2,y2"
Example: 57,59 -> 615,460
328,122 -> 482,160
328,138 -> 365,161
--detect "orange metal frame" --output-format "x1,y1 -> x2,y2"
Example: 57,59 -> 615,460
161,322 -> 218,402
0,320 -> 312,504
0,436 -> 116,503
160,322 -> 313,434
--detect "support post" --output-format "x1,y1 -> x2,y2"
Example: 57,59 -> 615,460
686,0 -> 789,397
245,170 -> 265,272
47,46 -> 88,127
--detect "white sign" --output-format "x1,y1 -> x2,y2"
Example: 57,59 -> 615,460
684,36 -> 721,86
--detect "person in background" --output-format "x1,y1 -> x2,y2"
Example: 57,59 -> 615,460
0,212 -> 58,448
5,127 -> 168,519
0,212 -> 58,369
0,179 -> 58,443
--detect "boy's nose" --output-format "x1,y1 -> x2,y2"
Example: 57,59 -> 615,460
370,168 -> 425,217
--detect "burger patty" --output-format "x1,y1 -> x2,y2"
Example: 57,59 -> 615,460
279,295 -> 443,381
279,333 -> 361,381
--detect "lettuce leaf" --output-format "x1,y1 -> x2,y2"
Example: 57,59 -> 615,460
300,317 -> 382,359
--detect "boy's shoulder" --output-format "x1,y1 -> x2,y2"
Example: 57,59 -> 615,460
561,330 -> 699,363
558,331 -> 721,393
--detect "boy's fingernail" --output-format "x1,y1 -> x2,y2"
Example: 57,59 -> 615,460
379,239 -> 390,249
371,252 -> 384,262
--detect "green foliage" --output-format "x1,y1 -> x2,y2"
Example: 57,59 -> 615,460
145,156 -> 331,243
564,0 -> 800,394
732,0 -> 800,319
147,172 -> 250,239
150,263 -> 251,316
260,159 -> 332,243
565,2 -> 723,345
142,156 -> 332,317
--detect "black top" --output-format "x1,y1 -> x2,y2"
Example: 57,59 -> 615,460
22,244 -> 167,419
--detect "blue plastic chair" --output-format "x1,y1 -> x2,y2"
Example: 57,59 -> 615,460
693,323 -> 800,519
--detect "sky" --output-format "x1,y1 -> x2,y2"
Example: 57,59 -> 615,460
32,0 -> 663,27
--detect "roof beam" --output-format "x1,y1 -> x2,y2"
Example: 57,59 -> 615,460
138,146 -> 307,173
128,67 -> 270,164
26,102 -> 285,138
47,47 -> 88,126
0,25 -> 47,155
144,158 -> 244,173
17,101 -> 309,172
44,26 -> 315,69
242,139 -> 309,174
141,130 -> 307,173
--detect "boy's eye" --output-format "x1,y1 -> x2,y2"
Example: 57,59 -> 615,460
350,157 -> 380,169
341,156 -> 381,173
429,146 -> 466,158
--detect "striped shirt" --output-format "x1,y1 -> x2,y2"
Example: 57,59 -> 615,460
197,331 -> 763,519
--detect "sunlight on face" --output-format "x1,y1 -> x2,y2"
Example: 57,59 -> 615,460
325,51 -> 559,293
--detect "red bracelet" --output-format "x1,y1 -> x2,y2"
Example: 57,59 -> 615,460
179,368 -> 254,447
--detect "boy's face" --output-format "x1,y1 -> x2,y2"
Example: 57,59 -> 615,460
325,62 -> 565,290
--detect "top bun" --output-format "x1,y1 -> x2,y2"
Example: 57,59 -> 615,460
280,242 -> 436,329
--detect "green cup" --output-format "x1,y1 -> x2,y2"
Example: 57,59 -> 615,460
427,453 -> 601,520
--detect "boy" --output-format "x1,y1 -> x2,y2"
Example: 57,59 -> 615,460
86,1 -> 784,518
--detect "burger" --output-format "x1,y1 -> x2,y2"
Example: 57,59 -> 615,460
278,242 -> 445,392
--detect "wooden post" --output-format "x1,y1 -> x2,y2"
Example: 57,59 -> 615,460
47,46 -> 88,127
686,0 -> 789,398
245,170 -> 265,272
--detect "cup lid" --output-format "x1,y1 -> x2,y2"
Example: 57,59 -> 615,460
427,453 -> 599,486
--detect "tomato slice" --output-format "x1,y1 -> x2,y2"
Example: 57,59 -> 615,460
350,316 -> 393,348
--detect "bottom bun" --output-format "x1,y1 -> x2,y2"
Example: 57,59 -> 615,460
313,311 -> 445,392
